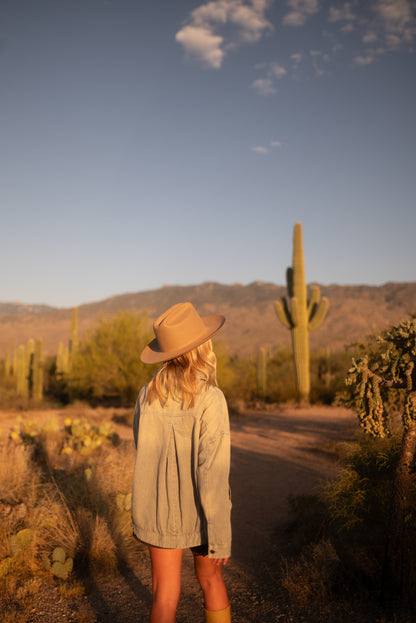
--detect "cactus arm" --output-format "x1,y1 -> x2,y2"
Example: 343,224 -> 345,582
309,297 -> 329,331
286,267 -> 294,298
70,307 -> 79,354
307,286 -> 320,316
275,298 -> 292,329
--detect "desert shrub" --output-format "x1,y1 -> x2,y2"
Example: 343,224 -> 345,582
266,348 -> 298,403
310,349 -> 353,405
218,347 -> 350,406
219,354 -> 257,403
280,540 -> 341,611
64,311 -> 154,406
281,433 -> 416,618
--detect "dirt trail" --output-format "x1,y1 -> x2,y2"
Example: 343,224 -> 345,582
229,405 -> 355,564
1,405 -> 357,622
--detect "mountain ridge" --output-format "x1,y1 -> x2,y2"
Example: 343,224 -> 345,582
1,281 -> 415,358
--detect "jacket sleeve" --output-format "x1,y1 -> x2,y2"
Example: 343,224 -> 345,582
197,388 -> 232,559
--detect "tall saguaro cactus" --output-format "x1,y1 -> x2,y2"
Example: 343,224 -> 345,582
69,307 -> 79,355
274,222 -> 328,402
256,347 -> 267,401
32,338 -> 44,401
16,345 -> 29,398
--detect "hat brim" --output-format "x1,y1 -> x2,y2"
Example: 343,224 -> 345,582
140,314 -> 225,364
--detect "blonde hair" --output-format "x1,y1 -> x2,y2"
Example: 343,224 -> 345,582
146,340 -> 217,409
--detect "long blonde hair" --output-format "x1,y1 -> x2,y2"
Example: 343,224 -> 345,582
146,340 -> 217,409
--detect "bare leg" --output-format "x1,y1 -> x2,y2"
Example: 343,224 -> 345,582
193,553 -> 229,612
148,546 -> 183,623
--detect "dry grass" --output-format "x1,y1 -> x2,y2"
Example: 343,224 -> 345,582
0,442 -> 41,505
280,540 -> 340,610
0,414 -> 136,620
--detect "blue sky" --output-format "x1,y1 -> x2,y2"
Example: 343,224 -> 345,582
1,0 -> 415,308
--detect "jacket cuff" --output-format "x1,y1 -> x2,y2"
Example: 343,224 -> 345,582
207,544 -> 231,559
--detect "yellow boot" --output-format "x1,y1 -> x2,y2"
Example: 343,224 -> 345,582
204,604 -> 231,622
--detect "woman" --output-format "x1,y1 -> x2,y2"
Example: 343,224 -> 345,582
132,302 -> 232,623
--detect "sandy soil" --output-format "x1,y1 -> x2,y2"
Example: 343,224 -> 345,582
1,404 -> 358,622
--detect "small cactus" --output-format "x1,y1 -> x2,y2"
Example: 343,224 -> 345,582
62,418 -> 119,455
50,547 -> 73,580
10,528 -> 34,556
116,493 -> 132,512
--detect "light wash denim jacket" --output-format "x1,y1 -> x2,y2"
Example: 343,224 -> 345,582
131,382 -> 232,559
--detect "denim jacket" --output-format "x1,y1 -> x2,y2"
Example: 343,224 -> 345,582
131,382 -> 231,559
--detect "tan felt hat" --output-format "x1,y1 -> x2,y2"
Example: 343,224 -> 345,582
140,302 -> 225,364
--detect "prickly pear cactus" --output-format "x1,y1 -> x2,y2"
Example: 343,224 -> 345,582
10,528 -> 34,556
116,493 -> 132,512
62,418 -> 119,455
0,557 -> 13,577
275,222 -> 328,402
50,547 -> 73,580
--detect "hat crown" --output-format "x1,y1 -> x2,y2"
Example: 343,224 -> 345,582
154,302 -> 207,354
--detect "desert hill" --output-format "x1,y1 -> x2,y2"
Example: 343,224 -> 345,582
1,281 -> 416,358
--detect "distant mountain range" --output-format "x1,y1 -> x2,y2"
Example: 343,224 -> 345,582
1,281 -> 416,358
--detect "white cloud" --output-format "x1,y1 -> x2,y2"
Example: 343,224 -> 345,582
371,0 -> 416,46
252,145 -> 269,153
176,0 -> 273,68
269,62 -> 287,78
328,3 -> 357,23
252,140 -> 281,153
291,52 -> 303,66
282,0 -> 320,27
310,50 -> 325,75
385,33 -> 402,47
373,0 -> 413,32
363,30 -> 378,43
252,61 -> 286,96
353,54 -> 376,65
175,26 -> 224,68
252,77 -> 276,95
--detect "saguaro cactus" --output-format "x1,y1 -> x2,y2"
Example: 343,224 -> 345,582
257,347 -> 267,401
70,307 -> 79,355
56,341 -> 69,375
16,345 -> 29,398
274,222 -> 328,402
4,351 -> 11,377
32,338 -> 44,401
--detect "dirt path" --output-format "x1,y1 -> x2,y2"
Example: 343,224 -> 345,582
1,405 -> 357,622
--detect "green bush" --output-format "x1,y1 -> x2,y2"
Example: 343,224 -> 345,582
217,347 -> 351,406
282,433 -> 416,618
64,311 -> 155,406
